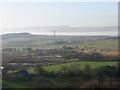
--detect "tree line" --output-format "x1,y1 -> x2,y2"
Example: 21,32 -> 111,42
2,63 -> 120,88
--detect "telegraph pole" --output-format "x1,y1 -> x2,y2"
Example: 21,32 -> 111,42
53,31 -> 56,44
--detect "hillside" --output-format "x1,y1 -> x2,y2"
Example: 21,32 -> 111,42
1,33 -> 118,50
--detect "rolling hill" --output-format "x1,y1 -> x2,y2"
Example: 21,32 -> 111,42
1,33 -> 118,50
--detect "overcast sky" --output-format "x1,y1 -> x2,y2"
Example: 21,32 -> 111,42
0,2 -> 118,34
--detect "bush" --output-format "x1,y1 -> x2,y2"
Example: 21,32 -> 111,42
80,80 -> 100,88
92,66 -> 117,80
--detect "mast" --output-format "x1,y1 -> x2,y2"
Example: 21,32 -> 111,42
53,31 -> 56,44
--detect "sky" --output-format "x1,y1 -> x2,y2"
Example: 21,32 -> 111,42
0,2 -> 118,35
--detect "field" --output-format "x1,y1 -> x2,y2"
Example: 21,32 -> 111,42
3,39 -> 118,52
46,39 -> 118,52
2,80 -> 27,88
27,62 -> 118,73
2,33 -> 119,88
3,61 -> 118,88
2,33 -> 118,52
3,76 -> 89,88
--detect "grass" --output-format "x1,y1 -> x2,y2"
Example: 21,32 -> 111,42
2,80 -> 27,88
27,62 -> 118,73
3,76 -> 89,88
44,62 -> 118,72
27,68 -> 37,74
3,38 -> 118,52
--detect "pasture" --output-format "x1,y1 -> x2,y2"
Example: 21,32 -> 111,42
27,62 -> 118,73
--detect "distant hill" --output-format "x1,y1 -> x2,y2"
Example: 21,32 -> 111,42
1,33 -> 118,48
19,26 -> 117,33
2,33 -> 38,40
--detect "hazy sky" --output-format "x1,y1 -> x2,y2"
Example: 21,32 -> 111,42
0,2 -> 118,34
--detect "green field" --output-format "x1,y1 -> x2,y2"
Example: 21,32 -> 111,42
3,39 -> 118,53
3,61 -> 119,88
2,34 -> 118,52
2,80 -> 27,88
27,62 -> 118,73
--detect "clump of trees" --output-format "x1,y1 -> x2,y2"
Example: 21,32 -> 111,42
56,64 -> 82,78
80,78 -> 120,88
2,63 -> 120,88
3,69 -> 31,82
2,48 -> 16,52
62,52 -> 119,62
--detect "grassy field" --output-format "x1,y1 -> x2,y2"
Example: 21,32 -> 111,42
27,62 -> 118,73
3,76 -> 89,88
47,39 -> 118,51
2,34 -> 118,52
2,80 -> 27,88
3,39 -> 118,53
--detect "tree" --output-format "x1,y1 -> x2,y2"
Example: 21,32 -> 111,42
35,66 -> 45,75
83,65 -> 92,78
13,70 -> 31,81
92,65 -> 117,80
59,65 -> 69,75
29,76 -> 53,88
27,48 -> 33,52
116,63 -> 120,77
80,80 -> 100,88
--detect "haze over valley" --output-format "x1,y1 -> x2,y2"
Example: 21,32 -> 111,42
1,26 -> 118,36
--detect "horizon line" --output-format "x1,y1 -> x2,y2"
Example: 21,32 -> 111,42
0,32 -> 118,36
